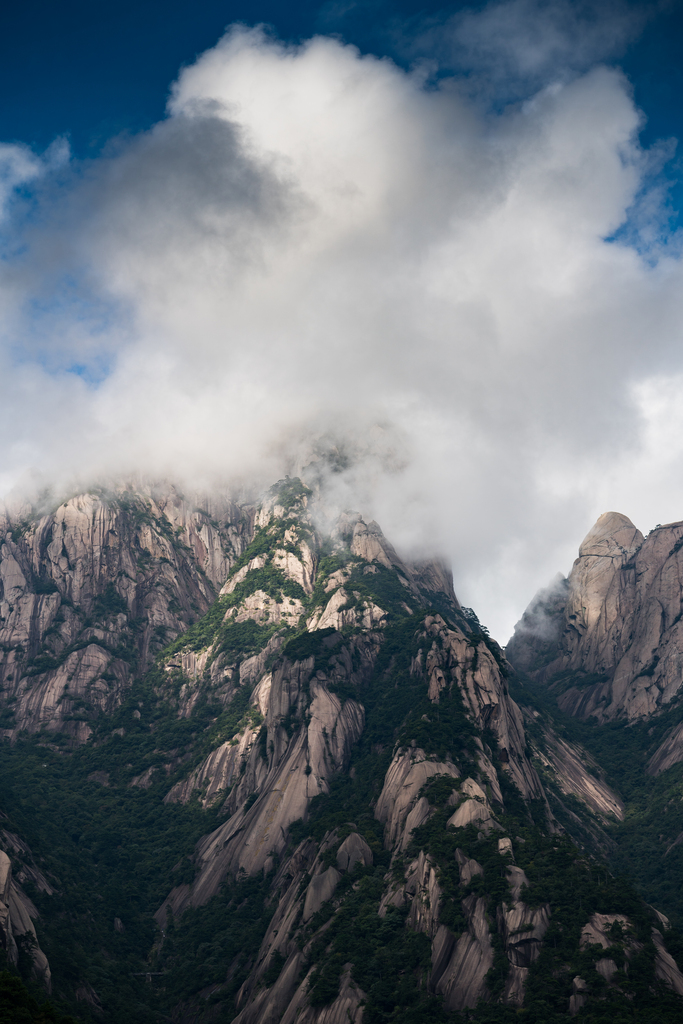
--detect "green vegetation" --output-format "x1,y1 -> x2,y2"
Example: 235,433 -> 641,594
0,970 -> 77,1024
2,486 -> 682,1024
89,584 -> 128,622
268,476 -> 313,510
282,627 -> 339,664
0,726 -> 227,1021
148,873 -> 276,1014
512,670 -> 683,928
307,877 -> 434,1023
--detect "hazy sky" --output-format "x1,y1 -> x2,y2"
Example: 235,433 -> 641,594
1,0 -> 683,642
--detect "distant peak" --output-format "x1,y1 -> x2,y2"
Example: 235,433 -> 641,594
579,511 -> 643,558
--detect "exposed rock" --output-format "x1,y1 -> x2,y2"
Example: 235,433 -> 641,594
281,964 -> 365,1024
336,833 -> 372,872
648,721 -> 683,776
447,796 -> 499,832
231,841 -> 319,1020
220,556 -> 267,596
232,952 -> 308,1024
0,850 -> 51,990
303,866 -> 342,922
595,957 -> 618,981
531,725 -> 624,822
374,748 -> 459,850
497,895 -> 550,968
506,573 -> 569,673
505,865 -> 528,902
508,512 -> 683,726
431,894 -> 493,1010
420,616 -> 544,801
580,912 -> 630,949
405,851 -> 442,939
163,723 -> 260,807
158,669 -> 365,917
272,545 -> 315,595
504,966 -> 529,1006
307,588 -> 386,632
7,478 -> 681,1024
0,831 -> 53,894
87,771 -> 110,787
455,849 -> 483,887
400,797 -> 432,851
0,487 -> 252,741
332,513 -> 460,621
569,975 -> 588,1015
130,766 -> 156,789
652,928 -> 683,996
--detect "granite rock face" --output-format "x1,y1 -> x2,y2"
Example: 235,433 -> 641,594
0,844 -> 51,991
529,723 -> 624,823
156,493 -> 468,922
147,483 -> 564,1019
0,486 -> 253,742
508,512 -> 683,725
4,480 -> 681,1023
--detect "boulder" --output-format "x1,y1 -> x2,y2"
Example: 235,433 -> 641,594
336,833 -> 372,872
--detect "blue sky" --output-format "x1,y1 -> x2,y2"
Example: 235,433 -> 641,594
2,1 -> 682,160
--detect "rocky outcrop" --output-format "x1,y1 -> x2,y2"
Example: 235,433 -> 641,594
1,477 -> 681,1024
505,574 -> 569,674
160,672 -> 365,915
225,827 -> 371,1024
455,848 -> 483,887
652,928 -> 683,996
431,895 -> 493,1010
331,513 -> 461,623
150,487 -> 560,1020
336,833 -> 372,872
576,911 -> 683,998
0,486 -> 252,741
374,748 -> 459,850
157,495 -> 474,922
508,512 -> 683,725
530,724 -> 624,822
417,615 -> 544,802
404,851 -> 443,938
0,850 -> 51,990
648,722 -> 683,776
497,866 -> 550,969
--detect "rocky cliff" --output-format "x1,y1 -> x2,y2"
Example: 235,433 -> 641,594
0,482 -> 680,1024
145,485 -> 681,1022
507,511 -> 683,768
0,840 -> 51,991
0,485 -> 253,742
507,511 -> 683,721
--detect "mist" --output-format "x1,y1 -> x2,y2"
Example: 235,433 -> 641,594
1,0 -> 682,642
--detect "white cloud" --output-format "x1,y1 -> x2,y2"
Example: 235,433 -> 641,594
0,12 -> 682,642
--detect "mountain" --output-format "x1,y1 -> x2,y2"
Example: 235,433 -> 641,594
507,510 -> 683,941
0,485 -> 252,743
0,485 -> 682,1023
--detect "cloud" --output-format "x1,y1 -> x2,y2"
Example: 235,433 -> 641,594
1,10 -> 683,642
401,0 -> 650,101
0,139 -> 69,219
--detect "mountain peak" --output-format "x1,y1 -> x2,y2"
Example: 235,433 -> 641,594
578,511 -> 643,559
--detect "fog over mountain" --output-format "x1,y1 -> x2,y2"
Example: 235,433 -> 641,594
1,0 -> 681,641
